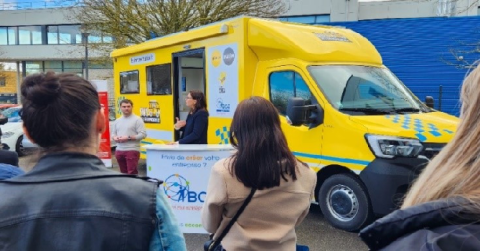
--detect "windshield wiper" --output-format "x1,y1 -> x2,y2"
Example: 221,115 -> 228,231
394,108 -> 421,114
339,107 -> 394,115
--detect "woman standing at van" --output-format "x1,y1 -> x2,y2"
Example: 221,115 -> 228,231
360,64 -> 480,250
173,90 -> 209,144
201,96 -> 316,251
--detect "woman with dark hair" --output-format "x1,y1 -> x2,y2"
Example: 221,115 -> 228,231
201,96 -> 316,251
173,90 -> 209,144
0,72 -> 186,251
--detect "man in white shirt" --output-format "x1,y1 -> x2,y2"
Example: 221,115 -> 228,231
111,99 -> 146,174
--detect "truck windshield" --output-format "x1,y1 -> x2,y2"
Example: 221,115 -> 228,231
308,65 -> 430,115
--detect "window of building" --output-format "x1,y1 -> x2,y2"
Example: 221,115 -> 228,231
89,61 -> 113,69
0,27 -> 18,45
0,77 -> 5,87
44,61 -> 63,73
59,25 -> 81,44
8,27 -> 17,45
146,64 -> 171,95
63,61 -> 83,75
63,61 -> 83,70
0,28 -> 7,45
25,61 -> 43,75
103,36 -> 113,43
120,70 -> 140,94
47,25 -> 82,44
86,31 -> 113,44
279,15 -> 330,24
22,60 -> 109,77
18,26 -> 42,45
47,26 -> 59,44
269,71 -> 312,115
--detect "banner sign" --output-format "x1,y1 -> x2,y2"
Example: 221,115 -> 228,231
146,145 -> 233,233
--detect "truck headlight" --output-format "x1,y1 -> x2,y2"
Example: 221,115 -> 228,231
1,132 -> 14,139
366,134 -> 423,158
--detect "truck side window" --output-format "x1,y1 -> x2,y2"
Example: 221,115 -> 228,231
269,71 -> 312,115
146,64 -> 172,95
120,70 -> 139,94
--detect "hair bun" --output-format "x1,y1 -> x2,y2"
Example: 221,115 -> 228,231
22,72 -> 61,106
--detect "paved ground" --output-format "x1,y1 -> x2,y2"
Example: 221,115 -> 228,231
19,151 -> 367,251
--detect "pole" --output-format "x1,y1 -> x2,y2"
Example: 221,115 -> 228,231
84,34 -> 89,80
438,85 -> 443,111
16,61 -> 20,104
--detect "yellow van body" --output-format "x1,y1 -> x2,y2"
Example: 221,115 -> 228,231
111,16 -> 459,231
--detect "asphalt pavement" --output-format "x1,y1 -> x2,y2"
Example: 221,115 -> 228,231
19,153 -> 368,251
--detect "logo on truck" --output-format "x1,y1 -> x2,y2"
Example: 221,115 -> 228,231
218,72 -> 227,94
216,98 -> 231,113
211,50 -> 222,67
223,47 -> 235,66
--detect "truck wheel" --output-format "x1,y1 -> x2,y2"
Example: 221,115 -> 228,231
318,173 -> 373,232
16,135 -> 25,157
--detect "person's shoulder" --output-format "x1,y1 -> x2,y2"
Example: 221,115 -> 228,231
195,109 -> 209,117
130,114 -> 142,120
383,225 -> 480,250
212,157 -> 232,175
0,163 -> 24,180
296,160 -> 316,176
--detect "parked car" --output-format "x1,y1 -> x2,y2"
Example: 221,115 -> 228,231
0,104 -> 19,112
0,106 -> 25,156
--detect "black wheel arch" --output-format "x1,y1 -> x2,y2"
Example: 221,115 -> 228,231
315,165 -> 358,202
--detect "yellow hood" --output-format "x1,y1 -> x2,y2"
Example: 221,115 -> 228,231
350,112 -> 459,143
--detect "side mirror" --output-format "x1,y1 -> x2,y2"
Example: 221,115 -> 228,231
425,96 -> 434,108
286,97 -> 323,127
0,117 -> 7,125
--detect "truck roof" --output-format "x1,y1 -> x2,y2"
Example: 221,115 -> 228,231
111,16 -> 382,66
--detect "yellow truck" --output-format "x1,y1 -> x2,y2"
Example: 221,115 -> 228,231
111,16 -> 459,231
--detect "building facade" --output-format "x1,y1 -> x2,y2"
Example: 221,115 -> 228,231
280,0 -> 478,22
0,5 -> 113,105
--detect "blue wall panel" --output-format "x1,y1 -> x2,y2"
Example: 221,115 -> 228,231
323,16 -> 480,116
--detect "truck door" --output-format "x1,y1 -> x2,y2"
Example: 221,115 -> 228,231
172,48 -> 206,141
266,65 -> 324,170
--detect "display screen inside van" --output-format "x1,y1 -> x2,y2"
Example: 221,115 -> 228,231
308,65 -> 431,115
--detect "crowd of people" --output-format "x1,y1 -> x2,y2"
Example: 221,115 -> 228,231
1,63 -> 480,250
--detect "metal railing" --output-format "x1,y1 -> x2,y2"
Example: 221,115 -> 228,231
0,0 -> 82,11
413,85 -> 461,116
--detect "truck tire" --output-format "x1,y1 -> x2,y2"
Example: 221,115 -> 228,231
318,173 -> 373,232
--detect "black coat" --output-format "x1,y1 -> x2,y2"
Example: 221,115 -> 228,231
0,149 -> 18,166
0,152 -> 158,251
179,109 -> 209,144
360,198 -> 480,251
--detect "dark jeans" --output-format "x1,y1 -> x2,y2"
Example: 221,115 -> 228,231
115,150 -> 140,175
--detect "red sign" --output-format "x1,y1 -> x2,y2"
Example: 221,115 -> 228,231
98,92 -> 112,161
92,80 -> 112,168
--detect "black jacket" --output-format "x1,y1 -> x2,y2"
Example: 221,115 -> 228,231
360,198 -> 480,251
0,152 -> 159,251
0,149 -> 18,166
179,109 -> 209,144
